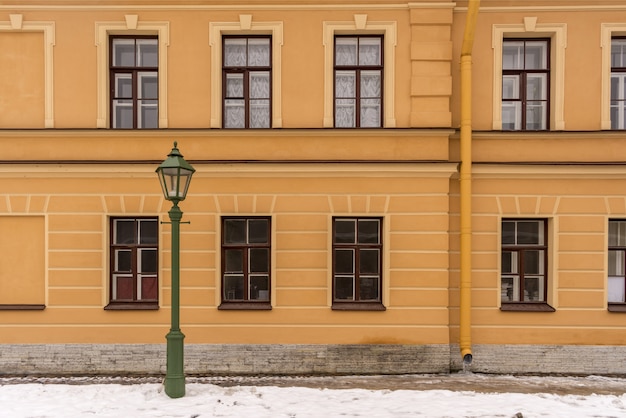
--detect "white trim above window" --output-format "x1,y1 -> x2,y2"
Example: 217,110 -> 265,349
95,17 -> 169,128
492,19 -> 566,131
209,16 -> 283,128
323,16 -> 397,128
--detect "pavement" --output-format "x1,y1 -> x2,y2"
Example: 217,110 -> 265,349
1,373 -> 625,396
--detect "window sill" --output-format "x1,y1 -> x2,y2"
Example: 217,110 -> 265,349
500,303 -> 555,312
218,302 -> 272,311
104,303 -> 159,311
0,304 -> 46,311
608,303 -> 626,313
332,302 -> 386,311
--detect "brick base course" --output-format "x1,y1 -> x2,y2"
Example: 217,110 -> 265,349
1,343 -> 625,376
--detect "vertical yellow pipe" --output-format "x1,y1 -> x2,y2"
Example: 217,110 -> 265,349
459,0 -> 480,365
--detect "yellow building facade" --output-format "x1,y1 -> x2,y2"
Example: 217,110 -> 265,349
0,0 -> 625,375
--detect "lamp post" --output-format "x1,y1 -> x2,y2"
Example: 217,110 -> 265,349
156,141 -> 195,399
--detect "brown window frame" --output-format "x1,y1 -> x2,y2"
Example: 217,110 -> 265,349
501,218 -> 554,312
222,35 -> 272,129
333,35 -> 384,128
219,216 -> 272,310
109,35 -> 159,129
105,217 -> 159,310
502,38 -> 550,131
332,217 -> 385,311
608,219 -> 626,312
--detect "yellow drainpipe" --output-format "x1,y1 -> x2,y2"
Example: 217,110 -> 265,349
459,0 -> 480,365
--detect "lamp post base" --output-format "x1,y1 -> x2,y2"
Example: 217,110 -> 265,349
164,330 -> 185,398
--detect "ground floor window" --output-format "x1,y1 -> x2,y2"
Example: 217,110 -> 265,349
106,217 -> 159,310
332,217 -> 385,311
608,220 -> 626,312
219,217 -> 271,310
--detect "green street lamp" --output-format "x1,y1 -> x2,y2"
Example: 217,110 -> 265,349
156,141 -> 195,399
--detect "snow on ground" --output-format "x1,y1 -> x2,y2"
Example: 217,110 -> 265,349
0,374 -> 625,418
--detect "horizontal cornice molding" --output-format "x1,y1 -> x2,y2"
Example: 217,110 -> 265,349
0,162 -> 459,178
473,163 -> 626,179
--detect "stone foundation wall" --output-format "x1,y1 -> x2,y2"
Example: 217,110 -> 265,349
2,344 -> 625,376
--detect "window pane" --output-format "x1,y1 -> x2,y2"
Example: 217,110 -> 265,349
517,221 -> 541,244
224,274 -> 245,300
250,275 -> 269,300
140,276 -> 158,300
138,72 -> 158,99
524,250 -> 544,275
139,100 -> 158,129
114,74 -> 133,98
359,38 -> 381,66
113,100 -> 133,129
112,39 -> 135,67
608,276 -> 626,303
335,219 -> 356,244
359,249 -> 379,274
336,38 -> 357,66
224,38 -> 247,67
359,276 -> 379,300
360,99 -> 381,128
226,73 -> 244,98
248,219 -> 269,243
249,248 -> 269,273
224,219 -> 245,244
250,100 -> 270,128
139,248 -> 157,274
524,276 -> 544,301
608,250 -> 625,276
139,219 -> 158,244
525,102 -> 547,130
113,275 -> 134,300
115,249 -> 132,271
503,41 -> 523,70
501,251 -> 518,274
336,71 -> 356,98
609,220 -> 626,246
137,39 -> 158,67
358,219 -> 380,244
501,276 -> 518,302
611,39 -> 626,67
114,220 -> 135,244
502,102 -> 521,130
335,249 -> 354,274
361,70 -> 381,98
502,221 -> 516,244
250,71 -> 270,99
335,99 -> 356,127
525,41 -> 548,69
334,276 -> 354,300
224,249 -> 244,272
526,74 -> 547,100
248,38 -> 270,67
224,99 -> 245,128
502,75 -> 520,100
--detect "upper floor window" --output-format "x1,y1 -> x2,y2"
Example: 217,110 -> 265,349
110,36 -> 158,129
332,217 -> 385,311
223,36 -> 271,129
220,217 -> 271,310
106,217 -> 159,310
334,36 -> 383,128
608,220 -> 626,311
611,38 -> 626,130
502,39 -> 550,131
501,219 -> 553,312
